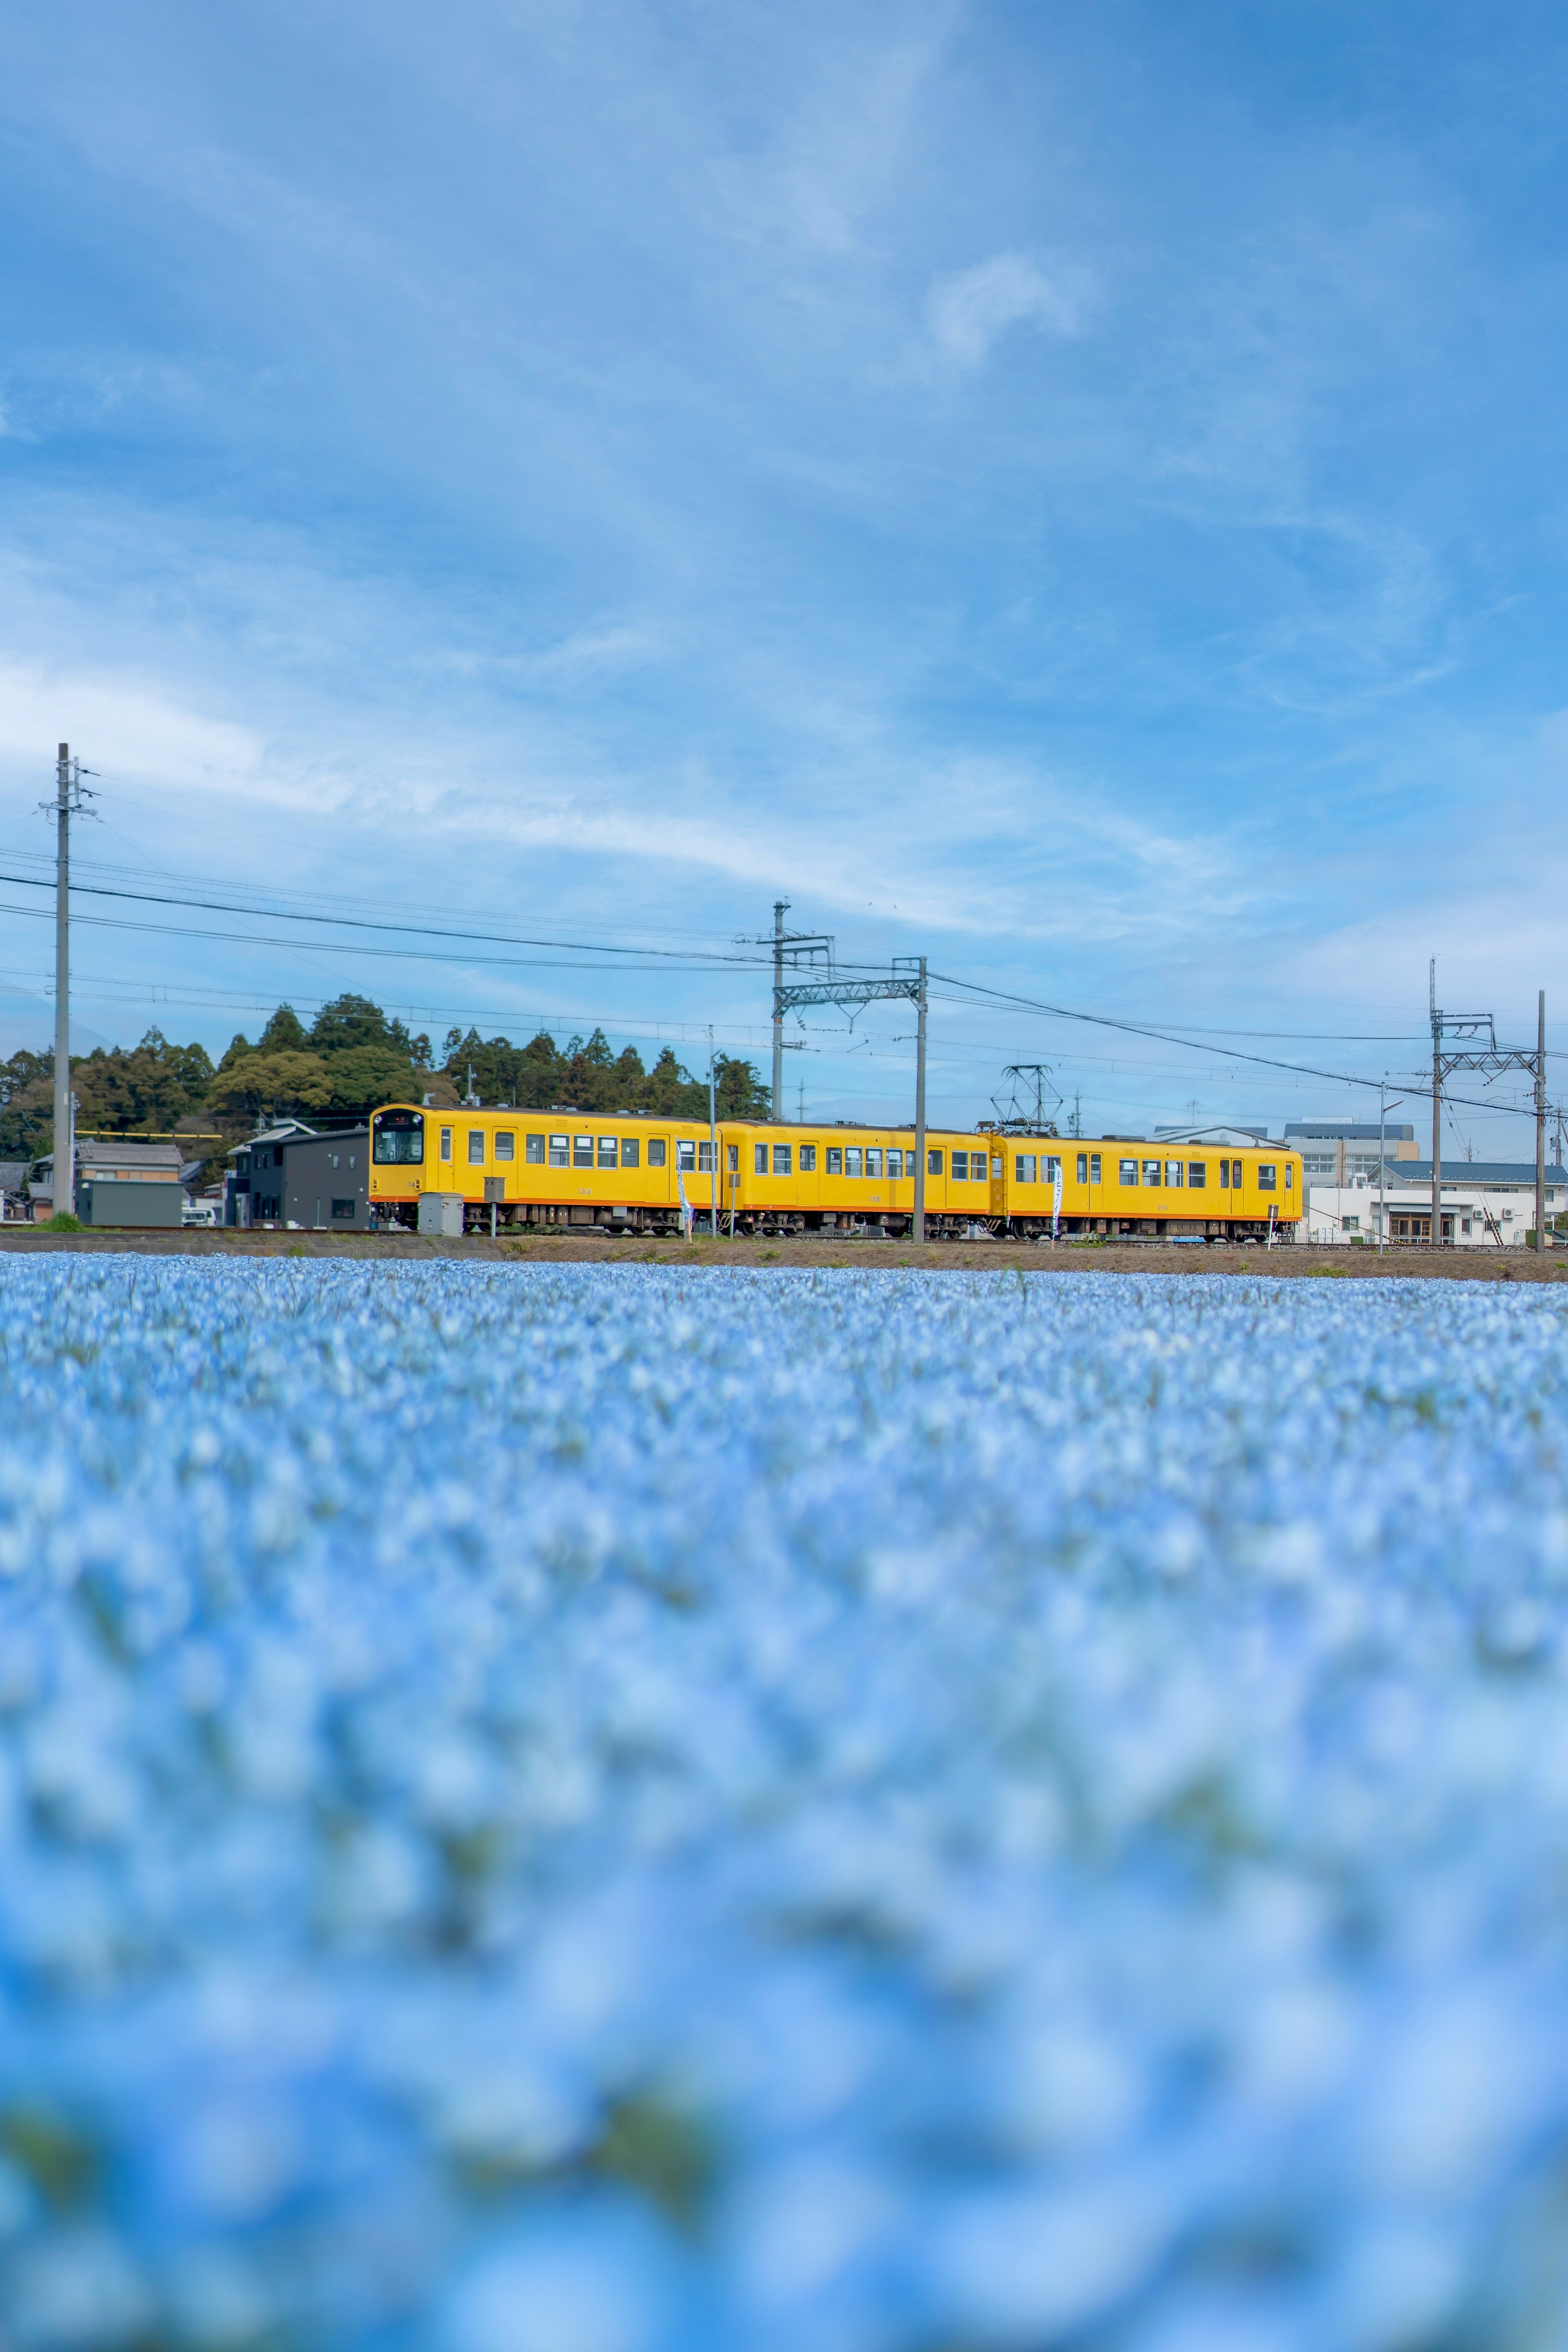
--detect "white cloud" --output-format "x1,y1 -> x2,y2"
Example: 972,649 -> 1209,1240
0,659 -> 262,788
926,252 -> 1093,368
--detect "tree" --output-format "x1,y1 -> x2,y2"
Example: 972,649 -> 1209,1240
323,1043 -> 418,1109
311,994 -> 415,1058
209,1051 -> 333,1118
258,1005 -> 310,1054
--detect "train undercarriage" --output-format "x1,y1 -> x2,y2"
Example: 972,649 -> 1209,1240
376,1203 -> 1292,1242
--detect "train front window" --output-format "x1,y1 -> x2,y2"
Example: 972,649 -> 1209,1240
1258,1165 -> 1276,1191
372,1111 -> 425,1165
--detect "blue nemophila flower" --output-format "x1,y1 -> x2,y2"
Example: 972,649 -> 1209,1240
0,1261 -> 1565,2346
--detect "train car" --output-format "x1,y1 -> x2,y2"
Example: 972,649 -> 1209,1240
368,1104 -> 719,1233
999,1138 -> 1303,1240
721,1122 -> 1004,1238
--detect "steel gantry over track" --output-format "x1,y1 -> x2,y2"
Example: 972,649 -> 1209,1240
771,948 -> 932,1243
1429,960 -> 1548,1247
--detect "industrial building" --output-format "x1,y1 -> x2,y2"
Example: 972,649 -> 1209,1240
1304,1162 -> 1566,1247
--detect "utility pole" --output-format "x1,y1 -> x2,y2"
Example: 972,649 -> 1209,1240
743,902 -> 831,1120
708,1024 -> 719,1239
1427,967 -> 1539,1252
772,900 -> 786,1123
1430,959 -> 1441,1251
769,953 -> 929,1242
47,744 -> 94,1223
1537,990 -> 1547,1250
913,957 -> 927,1246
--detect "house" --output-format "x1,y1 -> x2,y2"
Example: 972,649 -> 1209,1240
0,1163 -> 26,1221
76,1139 -> 187,1228
227,1122 -> 372,1231
1305,1162 -> 1568,1247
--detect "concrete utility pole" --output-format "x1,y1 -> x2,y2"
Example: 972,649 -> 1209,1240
771,900 -> 786,1122
1537,989 -> 1548,1250
913,957 -> 927,1247
1431,958 -> 1441,1250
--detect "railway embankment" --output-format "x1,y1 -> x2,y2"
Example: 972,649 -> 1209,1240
0,1229 -> 1564,1280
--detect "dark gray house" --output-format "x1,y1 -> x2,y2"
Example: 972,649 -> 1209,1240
227,1123 -> 372,1231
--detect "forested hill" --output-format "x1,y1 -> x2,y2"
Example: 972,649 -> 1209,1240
0,995 -> 771,1170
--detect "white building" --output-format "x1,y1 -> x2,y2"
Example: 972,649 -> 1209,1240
1285,1120 -> 1419,1183
1305,1161 -> 1566,1247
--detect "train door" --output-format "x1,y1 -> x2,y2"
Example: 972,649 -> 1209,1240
989,1138 -> 1006,1220
797,1133 -> 820,1212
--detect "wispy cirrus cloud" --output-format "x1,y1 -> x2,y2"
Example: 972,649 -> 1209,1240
926,252 -> 1095,367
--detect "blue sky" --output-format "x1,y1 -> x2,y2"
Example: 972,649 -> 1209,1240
1,1 -> 1566,1146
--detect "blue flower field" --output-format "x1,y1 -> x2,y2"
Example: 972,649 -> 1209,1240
1,1257 -> 1567,2350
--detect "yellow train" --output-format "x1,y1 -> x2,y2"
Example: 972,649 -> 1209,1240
369,1105 -> 1302,1241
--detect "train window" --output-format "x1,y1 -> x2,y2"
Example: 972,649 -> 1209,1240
332,1199 -> 354,1220
526,1134 -> 545,1164
1218,1159 -> 1231,1187
597,1137 -> 617,1169
622,1138 -> 640,1169
866,1148 -> 882,1178
677,1140 -> 696,1172
373,1111 -> 424,1165
800,1145 -> 817,1172
1258,1165 -> 1276,1191
991,1158 -> 1002,1179
648,1139 -> 667,1167
573,1136 -> 593,1168
1188,1162 -> 1205,1188
755,1144 -> 768,1174
1142,1160 -> 1160,1187
1090,1154 -> 1101,1183
1045,1156 -> 1061,1184
952,1151 -> 969,1180
548,1135 -> 569,1167
773,1144 -> 792,1174
1077,1153 -> 1088,1183
928,1149 -> 942,1175
467,1131 -> 486,1165
1165,1160 -> 1181,1187
1016,1154 -> 1037,1183
440,1127 -> 453,1163
1120,1160 -> 1138,1186
827,1148 -> 843,1174
846,1148 -> 863,1177
1285,1164 -> 1294,1189
886,1149 -> 902,1177
698,1142 -> 714,1172
726,1146 -> 738,1173
495,1132 -> 515,1162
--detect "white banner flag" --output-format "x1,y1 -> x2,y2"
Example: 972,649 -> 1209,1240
1052,1162 -> 1063,1241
